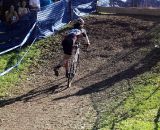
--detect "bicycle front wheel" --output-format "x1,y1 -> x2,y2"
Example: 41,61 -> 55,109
67,54 -> 79,87
67,62 -> 74,87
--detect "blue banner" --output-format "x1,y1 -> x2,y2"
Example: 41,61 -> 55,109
40,0 -> 52,7
37,0 -> 69,38
0,12 -> 36,55
0,0 -> 97,55
72,0 -> 97,18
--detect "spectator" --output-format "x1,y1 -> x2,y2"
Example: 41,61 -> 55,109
18,0 -> 30,17
16,1 -> 21,12
29,0 -> 40,11
5,5 -> 19,24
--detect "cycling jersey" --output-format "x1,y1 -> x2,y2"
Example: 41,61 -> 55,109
62,27 -> 90,55
66,28 -> 88,39
67,29 -> 81,36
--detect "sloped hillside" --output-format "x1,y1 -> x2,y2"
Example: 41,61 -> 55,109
0,14 -> 160,130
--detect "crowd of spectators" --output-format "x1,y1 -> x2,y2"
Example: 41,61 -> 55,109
0,0 -> 55,24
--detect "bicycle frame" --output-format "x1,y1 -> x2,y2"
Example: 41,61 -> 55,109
67,43 -> 80,87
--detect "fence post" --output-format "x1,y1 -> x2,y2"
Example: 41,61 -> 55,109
95,0 -> 98,13
68,0 -> 73,21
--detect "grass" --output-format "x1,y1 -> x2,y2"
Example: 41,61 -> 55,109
99,71 -> 160,130
98,24 -> 160,130
0,42 -> 41,97
117,74 -> 160,130
0,37 -> 59,97
0,24 -> 71,98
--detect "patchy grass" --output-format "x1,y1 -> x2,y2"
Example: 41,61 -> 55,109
0,24 -> 71,98
0,38 -> 56,97
116,73 -> 160,130
99,71 -> 160,130
0,43 -> 41,97
99,24 -> 160,130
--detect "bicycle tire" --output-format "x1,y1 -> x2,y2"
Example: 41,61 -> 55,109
67,62 -> 74,87
74,54 -> 79,74
67,54 -> 79,87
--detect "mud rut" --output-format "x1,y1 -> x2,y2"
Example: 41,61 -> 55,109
0,14 -> 160,130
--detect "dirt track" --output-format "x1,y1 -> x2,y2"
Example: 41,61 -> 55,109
0,14 -> 160,130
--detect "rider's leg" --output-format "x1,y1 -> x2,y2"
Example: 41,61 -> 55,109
54,59 -> 64,76
54,54 -> 71,77
54,37 -> 73,77
63,54 -> 71,78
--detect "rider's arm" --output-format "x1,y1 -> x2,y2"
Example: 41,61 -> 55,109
81,29 -> 90,45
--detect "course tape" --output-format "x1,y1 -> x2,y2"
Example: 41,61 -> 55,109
0,29 -> 37,76
0,22 -> 37,56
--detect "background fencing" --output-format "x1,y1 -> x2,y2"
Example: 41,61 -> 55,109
1,0 -> 160,56
0,0 -> 97,76
0,0 -> 97,55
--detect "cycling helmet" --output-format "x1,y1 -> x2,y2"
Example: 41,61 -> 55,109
77,18 -> 85,25
68,29 -> 81,36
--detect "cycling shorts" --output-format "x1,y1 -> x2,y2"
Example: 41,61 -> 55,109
62,38 -> 73,55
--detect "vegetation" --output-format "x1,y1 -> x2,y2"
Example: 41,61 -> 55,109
0,42 -> 41,97
0,16 -> 159,130
0,24 -> 71,98
98,24 -> 160,130
100,72 -> 160,130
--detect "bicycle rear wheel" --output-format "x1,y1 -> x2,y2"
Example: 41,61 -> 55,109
67,62 -> 74,87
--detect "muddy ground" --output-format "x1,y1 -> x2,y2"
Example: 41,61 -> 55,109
0,14 -> 160,130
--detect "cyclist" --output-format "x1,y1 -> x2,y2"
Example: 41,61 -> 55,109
54,17 -> 90,77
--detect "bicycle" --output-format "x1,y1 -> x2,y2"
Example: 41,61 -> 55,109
67,43 -> 80,87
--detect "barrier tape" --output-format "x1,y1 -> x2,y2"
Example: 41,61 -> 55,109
0,22 -> 37,56
0,22 -> 37,77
